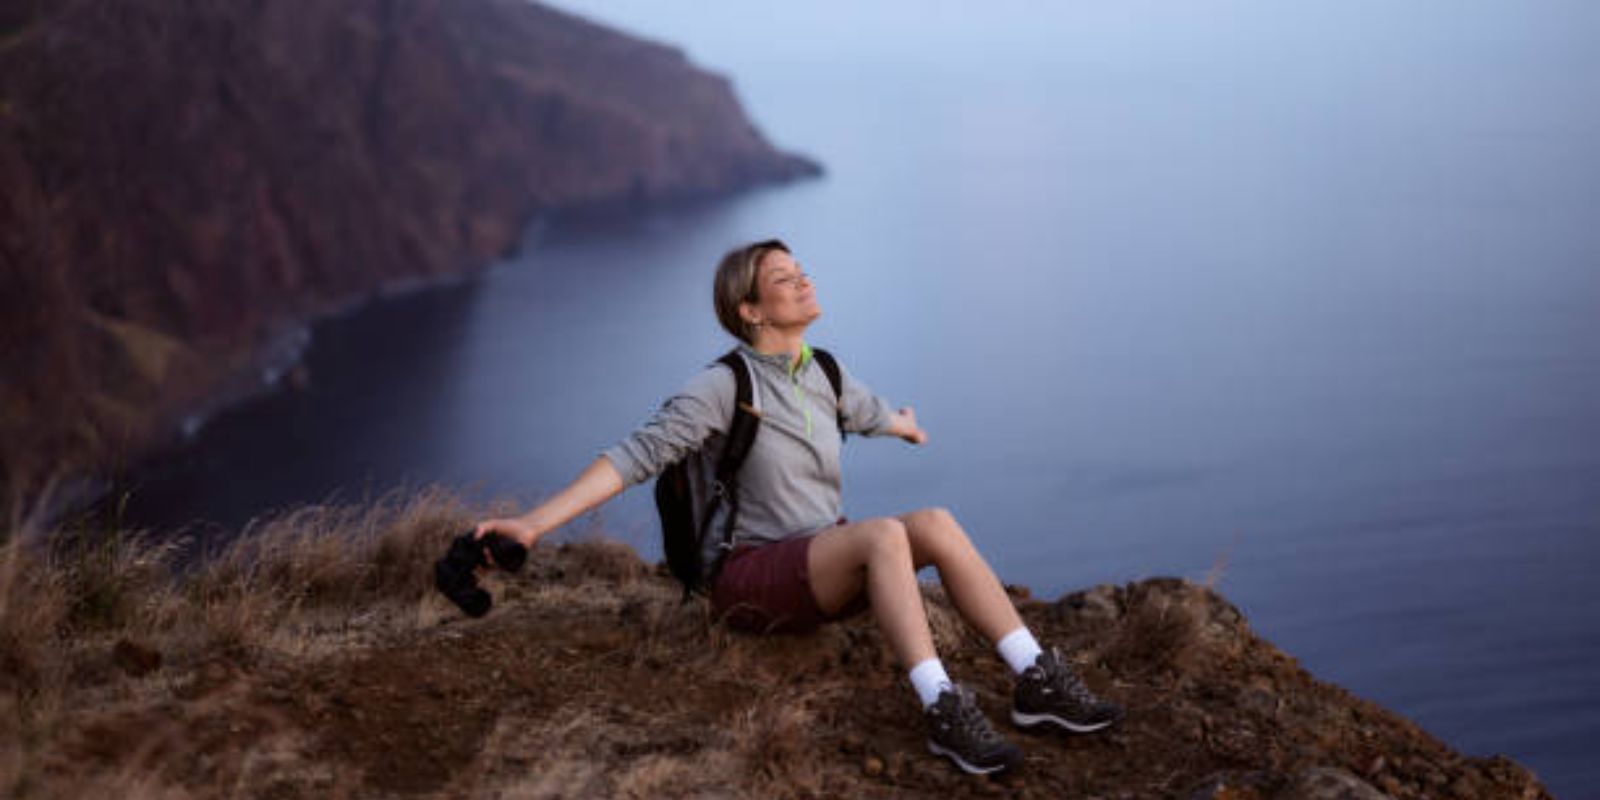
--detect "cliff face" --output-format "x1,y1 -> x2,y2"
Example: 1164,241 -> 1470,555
0,0 -> 818,501
0,505 -> 1553,799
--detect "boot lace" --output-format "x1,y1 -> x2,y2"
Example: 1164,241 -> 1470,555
1039,649 -> 1102,707
946,685 -> 1005,747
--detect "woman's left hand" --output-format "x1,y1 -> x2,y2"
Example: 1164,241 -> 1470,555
888,406 -> 928,445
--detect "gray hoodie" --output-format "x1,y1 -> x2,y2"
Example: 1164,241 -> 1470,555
602,343 -> 897,559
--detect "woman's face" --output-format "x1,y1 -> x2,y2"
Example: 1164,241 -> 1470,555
744,249 -> 821,332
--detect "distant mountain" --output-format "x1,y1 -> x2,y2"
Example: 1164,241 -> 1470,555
0,0 -> 819,511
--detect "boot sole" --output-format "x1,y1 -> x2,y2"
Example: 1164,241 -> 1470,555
926,740 -> 1018,775
1011,708 -> 1120,732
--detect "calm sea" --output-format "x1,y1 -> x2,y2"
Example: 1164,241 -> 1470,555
116,2 -> 1600,794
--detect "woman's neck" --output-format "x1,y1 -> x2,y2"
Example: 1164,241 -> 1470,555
749,326 -> 807,361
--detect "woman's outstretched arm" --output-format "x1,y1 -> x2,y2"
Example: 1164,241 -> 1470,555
473,362 -> 731,556
473,456 -> 625,550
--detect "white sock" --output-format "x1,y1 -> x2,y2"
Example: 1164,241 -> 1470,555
996,627 -> 1043,675
908,657 -> 953,708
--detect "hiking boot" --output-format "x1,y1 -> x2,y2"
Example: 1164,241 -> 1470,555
925,684 -> 1023,775
1012,648 -> 1124,732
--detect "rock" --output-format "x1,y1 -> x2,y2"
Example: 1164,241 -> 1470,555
884,752 -> 906,781
1284,767 -> 1392,800
1377,774 -> 1403,796
1185,772 -> 1270,799
1056,584 -> 1121,624
1365,756 -> 1386,777
112,638 -> 162,677
862,756 -> 883,777
1237,685 -> 1278,716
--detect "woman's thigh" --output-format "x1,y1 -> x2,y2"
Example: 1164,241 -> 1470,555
806,516 -> 910,615
712,535 -> 841,634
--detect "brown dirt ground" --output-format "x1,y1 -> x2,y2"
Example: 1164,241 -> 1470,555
12,541 -> 1553,799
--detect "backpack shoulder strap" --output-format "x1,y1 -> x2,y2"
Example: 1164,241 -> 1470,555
714,350 -> 759,482
702,349 -> 761,570
810,347 -> 847,439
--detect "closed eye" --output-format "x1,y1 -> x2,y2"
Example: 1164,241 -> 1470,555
773,270 -> 810,288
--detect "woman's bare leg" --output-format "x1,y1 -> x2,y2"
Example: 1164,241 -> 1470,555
899,507 -> 1023,644
807,517 -> 937,667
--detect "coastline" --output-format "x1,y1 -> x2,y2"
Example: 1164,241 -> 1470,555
0,0 -> 823,526
47,255 -> 501,537
46,175 -> 835,535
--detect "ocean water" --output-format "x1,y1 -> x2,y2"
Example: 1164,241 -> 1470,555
118,2 -> 1600,793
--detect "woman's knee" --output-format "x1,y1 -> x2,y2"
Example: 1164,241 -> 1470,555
903,506 -> 957,530
860,516 -> 912,562
904,506 -> 965,541
811,517 -> 908,572
903,507 -> 980,568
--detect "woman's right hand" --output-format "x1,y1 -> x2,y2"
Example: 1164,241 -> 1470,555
473,517 -> 538,550
468,457 -> 625,560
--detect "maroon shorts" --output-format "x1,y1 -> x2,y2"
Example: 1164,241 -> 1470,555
710,532 -> 871,634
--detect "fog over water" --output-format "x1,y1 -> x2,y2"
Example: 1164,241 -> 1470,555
120,2 -> 1600,794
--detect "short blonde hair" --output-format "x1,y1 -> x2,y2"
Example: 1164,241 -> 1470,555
713,239 -> 790,344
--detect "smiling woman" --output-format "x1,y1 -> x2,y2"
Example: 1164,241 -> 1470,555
713,239 -> 821,343
468,238 -> 1124,775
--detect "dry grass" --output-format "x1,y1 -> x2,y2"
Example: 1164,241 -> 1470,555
0,482 -> 500,798
184,483 -> 480,654
1091,578 -> 1209,677
0,486 -> 1555,800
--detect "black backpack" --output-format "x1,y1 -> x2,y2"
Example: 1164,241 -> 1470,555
655,347 -> 844,598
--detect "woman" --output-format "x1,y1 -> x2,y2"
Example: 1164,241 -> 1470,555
473,239 -> 1122,775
